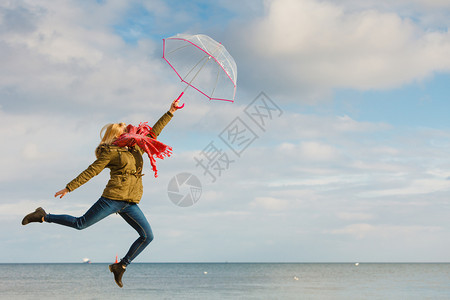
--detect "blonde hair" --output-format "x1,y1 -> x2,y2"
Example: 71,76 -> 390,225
96,122 -> 126,157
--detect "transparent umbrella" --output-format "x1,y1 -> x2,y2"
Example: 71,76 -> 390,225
163,33 -> 237,108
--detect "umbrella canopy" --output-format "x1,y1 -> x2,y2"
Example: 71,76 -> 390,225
163,33 -> 237,102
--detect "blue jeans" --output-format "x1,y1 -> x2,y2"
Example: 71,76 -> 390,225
45,197 -> 153,266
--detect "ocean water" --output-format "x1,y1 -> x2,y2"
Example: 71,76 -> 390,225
0,263 -> 448,299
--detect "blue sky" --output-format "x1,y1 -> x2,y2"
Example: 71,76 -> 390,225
332,73 -> 450,128
1,0 -> 450,263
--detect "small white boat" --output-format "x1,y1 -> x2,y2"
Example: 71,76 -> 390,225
82,258 -> 91,264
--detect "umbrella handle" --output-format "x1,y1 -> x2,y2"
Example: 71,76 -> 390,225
174,92 -> 185,109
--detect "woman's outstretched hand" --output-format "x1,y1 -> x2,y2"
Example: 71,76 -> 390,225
169,98 -> 183,114
55,188 -> 69,199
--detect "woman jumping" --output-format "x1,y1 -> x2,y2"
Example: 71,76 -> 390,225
22,99 -> 181,287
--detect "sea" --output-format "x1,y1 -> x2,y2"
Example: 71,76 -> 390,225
0,263 -> 448,299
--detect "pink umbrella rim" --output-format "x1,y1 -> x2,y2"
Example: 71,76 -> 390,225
162,37 -> 236,102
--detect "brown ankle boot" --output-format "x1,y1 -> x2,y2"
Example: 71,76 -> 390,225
109,261 -> 126,288
22,207 -> 46,225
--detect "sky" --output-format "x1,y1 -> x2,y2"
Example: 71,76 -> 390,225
1,0 -> 449,263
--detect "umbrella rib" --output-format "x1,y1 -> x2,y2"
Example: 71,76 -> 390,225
182,54 -> 213,93
166,44 -> 191,55
182,55 -> 209,82
220,53 -> 237,85
210,68 -> 221,98
183,44 -> 222,90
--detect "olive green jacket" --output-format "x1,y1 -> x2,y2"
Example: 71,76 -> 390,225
66,111 -> 173,203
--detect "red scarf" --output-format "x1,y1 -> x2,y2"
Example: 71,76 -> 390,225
113,122 -> 172,178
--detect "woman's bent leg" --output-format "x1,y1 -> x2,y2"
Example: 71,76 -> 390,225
45,197 -> 125,230
119,204 -> 153,265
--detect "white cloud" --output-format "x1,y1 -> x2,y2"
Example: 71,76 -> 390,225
349,161 -> 406,173
272,113 -> 390,143
276,141 -> 339,162
299,141 -> 338,161
0,108 -> 99,182
333,0 -> 450,11
328,223 -> 442,239
268,175 -> 367,189
334,115 -> 391,133
0,1 -> 177,115
21,143 -> 40,160
359,178 -> 450,197
336,212 -> 375,221
250,196 -> 289,211
232,0 -> 450,100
